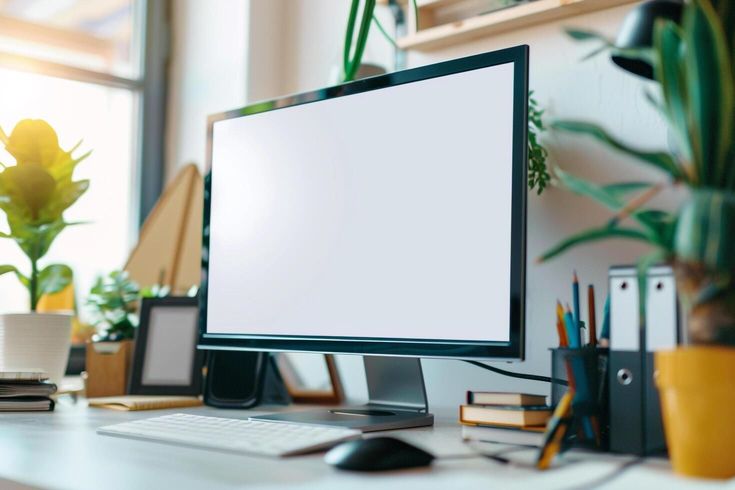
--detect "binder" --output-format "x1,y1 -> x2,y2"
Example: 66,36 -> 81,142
608,265 -> 678,455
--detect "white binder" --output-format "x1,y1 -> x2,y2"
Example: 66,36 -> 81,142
608,265 -> 678,455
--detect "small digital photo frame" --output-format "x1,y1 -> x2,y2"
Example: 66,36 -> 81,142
128,296 -> 204,396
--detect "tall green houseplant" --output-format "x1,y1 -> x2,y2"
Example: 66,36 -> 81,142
539,0 -> 735,345
0,120 -> 90,311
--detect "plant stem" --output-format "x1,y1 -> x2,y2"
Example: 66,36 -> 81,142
30,258 -> 38,312
371,14 -> 398,49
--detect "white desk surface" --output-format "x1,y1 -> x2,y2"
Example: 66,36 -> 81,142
0,398 -> 732,490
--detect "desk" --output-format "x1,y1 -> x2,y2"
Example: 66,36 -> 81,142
0,399 -> 731,490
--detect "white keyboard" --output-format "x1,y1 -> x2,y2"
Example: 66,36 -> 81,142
97,413 -> 361,457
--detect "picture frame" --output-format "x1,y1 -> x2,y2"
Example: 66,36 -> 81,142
275,353 -> 344,404
128,296 -> 204,396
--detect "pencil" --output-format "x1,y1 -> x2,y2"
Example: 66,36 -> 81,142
572,271 -> 581,336
556,301 -> 569,347
564,304 -> 580,348
588,285 -> 597,346
536,390 -> 574,470
599,294 -> 611,346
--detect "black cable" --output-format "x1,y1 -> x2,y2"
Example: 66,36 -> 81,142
464,360 -> 567,385
441,446 -> 532,465
562,457 -> 644,490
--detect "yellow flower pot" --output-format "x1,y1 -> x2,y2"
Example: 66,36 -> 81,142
655,347 -> 735,479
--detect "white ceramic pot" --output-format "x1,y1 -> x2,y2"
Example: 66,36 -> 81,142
0,313 -> 72,385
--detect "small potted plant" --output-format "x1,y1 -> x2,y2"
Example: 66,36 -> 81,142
539,0 -> 735,478
84,271 -> 171,396
0,120 -> 90,385
84,270 -> 140,397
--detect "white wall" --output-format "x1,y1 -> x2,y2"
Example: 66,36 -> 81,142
167,1 -> 676,417
165,0 -> 250,177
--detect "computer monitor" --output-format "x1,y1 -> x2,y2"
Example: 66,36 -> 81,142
199,45 -> 528,431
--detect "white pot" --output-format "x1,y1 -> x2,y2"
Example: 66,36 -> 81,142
0,313 -> 72,385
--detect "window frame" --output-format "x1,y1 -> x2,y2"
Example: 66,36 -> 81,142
0,0 -> 169,232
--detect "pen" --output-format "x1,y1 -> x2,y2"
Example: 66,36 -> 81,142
588,285 -> 597,346
564,304 -> 580,348
599,294 -> 611,347
572,271 -> 581,338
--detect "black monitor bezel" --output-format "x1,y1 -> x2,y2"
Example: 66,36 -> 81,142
198,45 -> 528,360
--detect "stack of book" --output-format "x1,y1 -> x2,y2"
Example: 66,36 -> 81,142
460,391 -> 552,447
0,370 -> 57,412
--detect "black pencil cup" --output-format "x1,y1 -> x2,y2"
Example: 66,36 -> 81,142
550,346 -> 610,451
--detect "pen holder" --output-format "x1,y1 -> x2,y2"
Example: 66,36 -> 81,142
550,346 -> 610,451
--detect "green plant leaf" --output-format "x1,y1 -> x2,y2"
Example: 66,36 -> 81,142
371,15 -> 398,49
10,221 -> 69,261
565,28 -> 608,41
675,190 -> 735,271
37,264 -> 72,296
654,20 -> 693,170
684,0 -> 734,186
41,179 -> 89,222
0,265 -> 17,277
342,0 -> 360,78
602,182 -> 654,200
554,169 -> 672,245
342,0 -> 376,82
538,226 -> 655,263
555,167 -> 624,209
552,120 -> 685,181
0,264 -> 28,288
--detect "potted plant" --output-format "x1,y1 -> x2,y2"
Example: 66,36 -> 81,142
83,270 -> 139,397
538,0 -> 735,478
0,120 -> 89,385
84,271 -> 172,396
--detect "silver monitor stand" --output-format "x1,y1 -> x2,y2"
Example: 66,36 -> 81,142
251,356 -> 434,432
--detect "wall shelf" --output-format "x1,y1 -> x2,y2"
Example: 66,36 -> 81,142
397,0 -> 637,51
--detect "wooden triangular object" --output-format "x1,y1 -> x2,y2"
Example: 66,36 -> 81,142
125,163 -> 203,293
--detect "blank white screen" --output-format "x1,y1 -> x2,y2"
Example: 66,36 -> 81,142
207,62 -> 515,342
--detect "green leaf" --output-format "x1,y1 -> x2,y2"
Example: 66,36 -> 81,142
37,264 -> 73,296
555,167 -> 624,210
552,120 -> 685,181
565,28 -> 609,42
10,220 -> 69,261
554,169 -> 672,246
538,226 -> 655,263
684,0 -> 734,186
41,179 -> 89,222
654,20 -> 693,170
1,265 -> 29,288
675,190 -> 735,271
602,182 -> 654,200
371,15 -> 398,49
0,265 -> 17,277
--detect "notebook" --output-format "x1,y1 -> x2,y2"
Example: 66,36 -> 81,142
0,370 -> 49,382
459,404 -> 552,427
88,395 -> 203,411
0,382 -> 57,397
0,397 -> 55,412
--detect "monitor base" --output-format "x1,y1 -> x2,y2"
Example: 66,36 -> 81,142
250,356 -> 434,432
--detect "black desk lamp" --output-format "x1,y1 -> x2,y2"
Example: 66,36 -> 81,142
611,0 -> 684,79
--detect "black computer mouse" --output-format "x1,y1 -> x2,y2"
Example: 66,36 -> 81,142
324,437 -> 435,472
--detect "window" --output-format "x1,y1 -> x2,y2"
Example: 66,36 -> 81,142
0,0 -> 162,314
